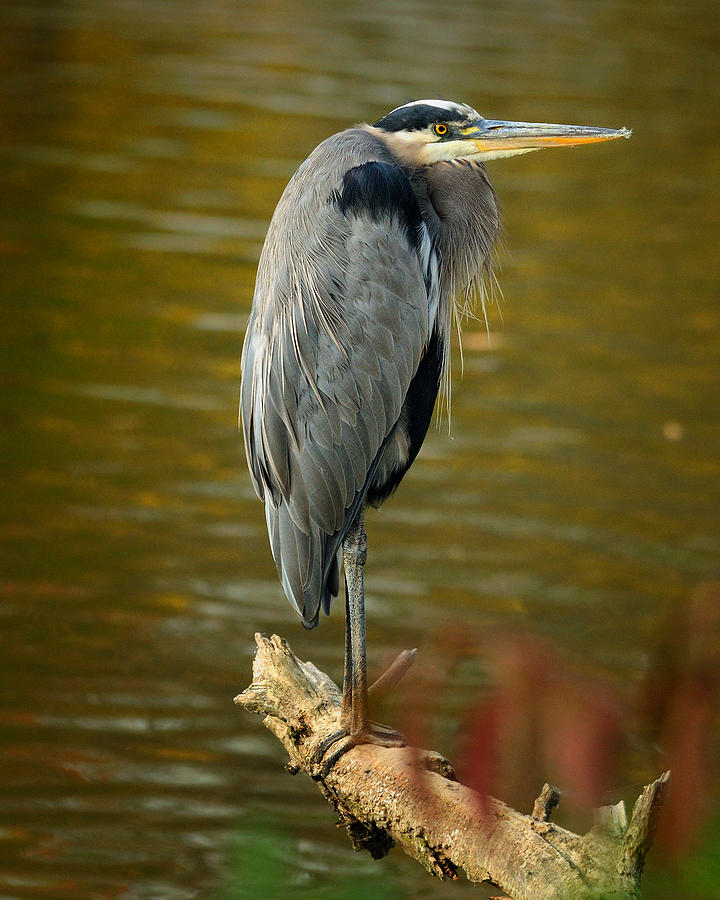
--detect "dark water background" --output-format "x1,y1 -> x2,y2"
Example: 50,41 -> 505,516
1,0 -> 718,897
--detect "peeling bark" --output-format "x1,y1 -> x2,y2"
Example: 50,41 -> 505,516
236,633 -> 669,900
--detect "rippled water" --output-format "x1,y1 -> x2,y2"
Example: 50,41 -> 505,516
1,0 -> 718,897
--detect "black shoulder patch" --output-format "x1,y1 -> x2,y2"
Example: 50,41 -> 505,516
336,161 -> 423,251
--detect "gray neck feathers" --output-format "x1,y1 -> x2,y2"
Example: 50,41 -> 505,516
410,160 -> 499,313
408,160 -> 500,421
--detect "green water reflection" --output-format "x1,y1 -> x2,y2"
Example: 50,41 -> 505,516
1,0 -> 718,897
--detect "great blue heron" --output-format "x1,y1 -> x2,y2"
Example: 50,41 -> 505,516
241,99 -> 629,762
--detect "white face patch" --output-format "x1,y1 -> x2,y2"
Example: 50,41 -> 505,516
373,127 -> 434,163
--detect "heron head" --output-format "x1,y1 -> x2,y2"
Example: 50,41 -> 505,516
372,99 -> 631,166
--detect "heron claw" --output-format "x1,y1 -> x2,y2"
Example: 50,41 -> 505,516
311,722 -> 406,778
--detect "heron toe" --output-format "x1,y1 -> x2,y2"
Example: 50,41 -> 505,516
311,721 -> 407,777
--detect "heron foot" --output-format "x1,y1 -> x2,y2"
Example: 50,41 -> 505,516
311,722 -> 406,778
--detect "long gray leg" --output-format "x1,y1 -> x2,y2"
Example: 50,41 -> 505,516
310,507 -> 410,774
342,507 -> 368,736
341,588 -> 352,721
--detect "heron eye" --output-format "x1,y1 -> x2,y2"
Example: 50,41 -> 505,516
433,123 -> 448,137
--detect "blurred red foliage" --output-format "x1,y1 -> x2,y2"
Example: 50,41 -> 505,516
389,579 -> 719,851
639,580 -> 720,855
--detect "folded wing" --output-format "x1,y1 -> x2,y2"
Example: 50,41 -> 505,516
241,131 -> 433,627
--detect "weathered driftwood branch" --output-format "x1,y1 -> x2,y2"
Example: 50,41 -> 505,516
236,633 -> 669,900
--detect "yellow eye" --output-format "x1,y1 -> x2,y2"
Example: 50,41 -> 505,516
433,123 -> 448,137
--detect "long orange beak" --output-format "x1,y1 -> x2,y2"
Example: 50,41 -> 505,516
464,118 -> 631,154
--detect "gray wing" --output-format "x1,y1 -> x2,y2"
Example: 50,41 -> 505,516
241,129 -> 433,627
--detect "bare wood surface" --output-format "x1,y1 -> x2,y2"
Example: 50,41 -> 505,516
236,633 -> 669,900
